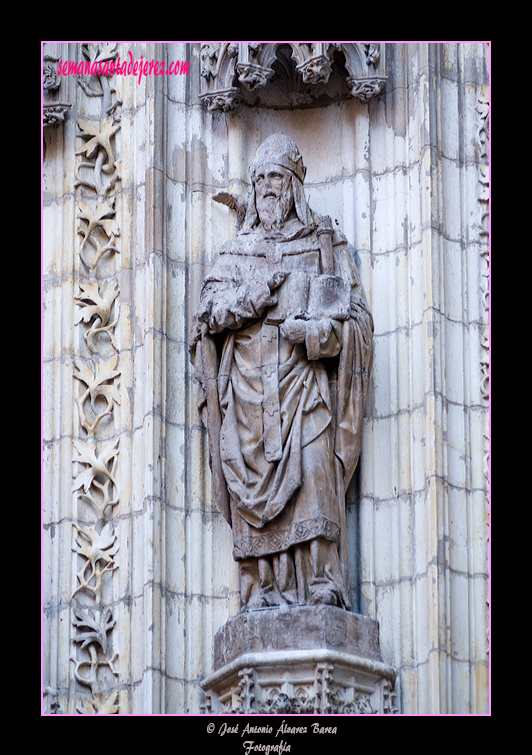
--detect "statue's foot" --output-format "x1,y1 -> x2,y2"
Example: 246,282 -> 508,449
309,586 -> 339,606
244,590 -> 280,610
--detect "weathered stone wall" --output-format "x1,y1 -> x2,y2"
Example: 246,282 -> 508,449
42,42 -> 489,714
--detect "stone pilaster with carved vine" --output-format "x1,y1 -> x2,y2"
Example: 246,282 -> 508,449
477,86 -> 489,657
70,43 -> 123,715
477,87 -> 489,483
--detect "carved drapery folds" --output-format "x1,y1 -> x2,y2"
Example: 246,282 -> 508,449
199,42 -> 387,112
70,43 -> 122,715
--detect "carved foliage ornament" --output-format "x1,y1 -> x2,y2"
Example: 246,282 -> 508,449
199,42 -> 387,112
203,664 -> 397,715
70,43 -> 122,714
476,86 -> 489,492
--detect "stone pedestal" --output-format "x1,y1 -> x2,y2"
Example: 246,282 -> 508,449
201,606 -> 397,714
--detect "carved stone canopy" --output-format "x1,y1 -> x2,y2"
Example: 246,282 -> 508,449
199,42 -> 387,112
43,54 -> 72,127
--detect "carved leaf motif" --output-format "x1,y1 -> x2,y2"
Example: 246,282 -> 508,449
75,281 -> 115,326
77,355 -> 120,400
73,522 -> 118,561
72,437 -> 119,493
76,195 -> 121,270
76,117 -> 120,173
77,199 -> 120,249
72,606 -> 115,654
71,521 -> 119,598
83,42 -> 118,65
73,356 -> 121,433
76,690 -> 119,715
75,280 -> 119,353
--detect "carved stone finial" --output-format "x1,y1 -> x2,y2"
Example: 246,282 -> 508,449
347,76 -> 387,102
296,54 -> 332,84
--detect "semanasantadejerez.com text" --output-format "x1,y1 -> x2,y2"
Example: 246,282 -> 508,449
57,52 -> 189,84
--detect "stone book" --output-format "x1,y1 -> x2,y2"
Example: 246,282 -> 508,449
265,272 -> 351,324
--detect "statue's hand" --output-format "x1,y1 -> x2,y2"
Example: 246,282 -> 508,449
251,272 -> 289,314
279,316 -> 307,344
266,271 -> 289,291
196,300 -> 213,324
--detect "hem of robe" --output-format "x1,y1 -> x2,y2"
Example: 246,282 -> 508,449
232,514 -> 340,560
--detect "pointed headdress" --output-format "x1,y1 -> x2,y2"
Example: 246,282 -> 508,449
241,133 -> 309,232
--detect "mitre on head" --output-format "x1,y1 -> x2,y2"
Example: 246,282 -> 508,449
249,133 -> 307,184
242,133 -> 310,232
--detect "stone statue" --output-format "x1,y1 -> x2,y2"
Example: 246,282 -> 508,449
190,134 -> 373,611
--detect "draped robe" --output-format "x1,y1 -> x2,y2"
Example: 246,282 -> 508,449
190,219 -> 373,603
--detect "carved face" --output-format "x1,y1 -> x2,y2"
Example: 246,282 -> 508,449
254,163 -> 294,232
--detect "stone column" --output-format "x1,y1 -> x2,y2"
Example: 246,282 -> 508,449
357,43 -> 490,713
43,41 -> 79,716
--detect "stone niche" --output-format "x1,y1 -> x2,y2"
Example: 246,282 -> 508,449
201,605 -> 397,714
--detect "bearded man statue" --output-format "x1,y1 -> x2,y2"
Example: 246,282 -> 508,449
190,133 -> 373,611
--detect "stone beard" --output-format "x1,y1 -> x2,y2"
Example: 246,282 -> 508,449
190,134 -> 373,611
254,165 -> 293,233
